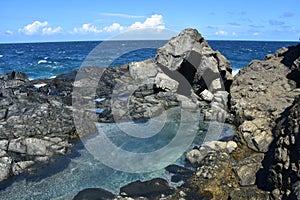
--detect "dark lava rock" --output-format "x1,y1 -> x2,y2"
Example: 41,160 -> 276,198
73,188 -> 115,200
165,164 -> 194,176
263,96 -> 300,199
120,178 -> 174,198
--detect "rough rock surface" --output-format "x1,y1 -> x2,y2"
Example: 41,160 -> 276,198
231,44 -> 300,153
123,28 -> 233,121
180,43 -> 300,200
266,96 -> 300,199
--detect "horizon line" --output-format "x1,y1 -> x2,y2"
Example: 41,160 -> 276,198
0,38 -> 299,45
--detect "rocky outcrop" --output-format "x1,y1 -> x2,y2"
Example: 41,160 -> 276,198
231,44 -> 300,153
180,43 -> 300,200
267,96 -> 300,199
122,28 -> 233,121
0,72 -> 77,182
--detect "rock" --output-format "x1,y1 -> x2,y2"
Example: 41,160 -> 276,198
0,71 -> 29,88
266,96 -> 300,198
200,89 -> 214,102
155,28 -> 233,94
155,73 -> 179,92
231,43 -> 300,153
0,157 -> 12,182
73,188 -> 115,200
235,163 -> 260,186
120,178 -> 174,199
186,149 -> 204,165
12,161 -> 35,175
229,187 -> 270,200
165,164 -> 194,176
129,59 -> 159,81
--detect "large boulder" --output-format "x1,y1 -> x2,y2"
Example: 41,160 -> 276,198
125,28 -> 233,120
155,28 -> 233,94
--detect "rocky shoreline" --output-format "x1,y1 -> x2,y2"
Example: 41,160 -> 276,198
0,28 -> 299,200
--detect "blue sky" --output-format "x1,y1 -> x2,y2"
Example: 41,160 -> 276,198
1,0 -> 299,43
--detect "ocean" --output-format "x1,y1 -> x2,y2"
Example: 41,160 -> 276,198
0,40 -> 299,200
0,40 -> 298,80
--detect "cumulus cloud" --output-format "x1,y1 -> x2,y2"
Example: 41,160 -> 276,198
19,21 -> 48,35
215,30 -> 228,36
19,21 -> 63,35
42,26 -> 62,35
72,14 -> 165,35
103,23 -> 124,32
129,14 -> 165,30
73,23 -> 102,33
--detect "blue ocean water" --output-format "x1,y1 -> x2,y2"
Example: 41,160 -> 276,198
0,40 -> 298,80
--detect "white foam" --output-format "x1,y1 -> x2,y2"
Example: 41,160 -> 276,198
94,98 -> 105,102
0,55 -> 3,58
50,76 -> 57,79
232,69 -> 240,77
38,60 -> 47,64
86,108 -> 104,114
34,83 -> 47,88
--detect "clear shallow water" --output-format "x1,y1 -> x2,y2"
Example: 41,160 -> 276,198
0,40 -> 298,79
0,108 -> 235,200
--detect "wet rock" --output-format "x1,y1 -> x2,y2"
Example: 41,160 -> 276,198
73,188 -> 115,200
120,178 -> 174,199
165,164 -> 194,176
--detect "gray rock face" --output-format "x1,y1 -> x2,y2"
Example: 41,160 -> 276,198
124,28 -> 233,121
231,44 -> 300,152
0,71 -> 77,182
267,96 -> 300,199
156,28 -> 233,94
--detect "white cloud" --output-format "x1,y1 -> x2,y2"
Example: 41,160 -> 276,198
73,23 -> 102,33
19,21 -> 63,36
103,23 -> 124,32
42,26 -> 63,35
4,30 -> 13,35
100,13 -> 145,19
215,30 -> 228,36
129,14 -> 165,30
72,14 -> 165,35
19,21 -> 48,35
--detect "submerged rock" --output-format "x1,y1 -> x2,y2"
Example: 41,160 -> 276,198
119,178 -> 174,199
73,188 -> 115,200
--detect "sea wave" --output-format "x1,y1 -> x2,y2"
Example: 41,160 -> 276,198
0,55 -> 3,58
38,60 -> 47,64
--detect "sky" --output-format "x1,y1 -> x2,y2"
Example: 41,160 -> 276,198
1,0 -> 299,43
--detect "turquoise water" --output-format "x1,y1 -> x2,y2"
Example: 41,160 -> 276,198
0,108 -> 235,200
